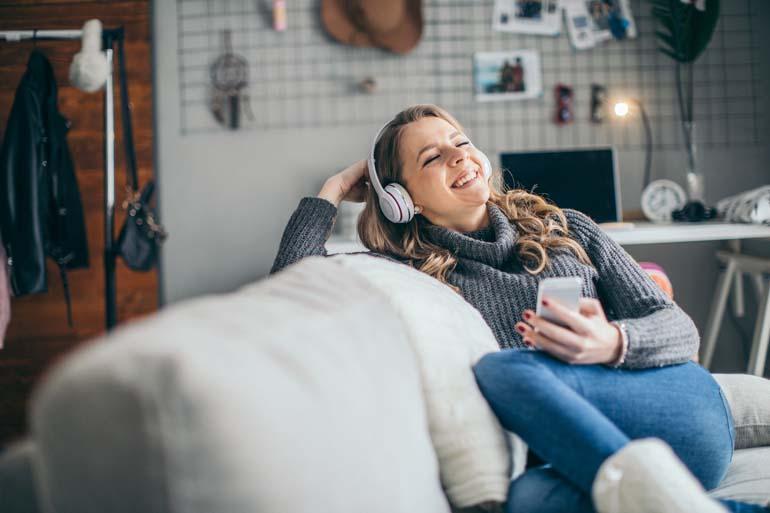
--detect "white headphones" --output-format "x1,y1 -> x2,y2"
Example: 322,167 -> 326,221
367,121 -> 493,224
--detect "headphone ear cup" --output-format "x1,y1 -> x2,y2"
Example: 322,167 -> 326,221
382,183 -> 414,223
479,152 -> 492,180
378,194 -> 400,224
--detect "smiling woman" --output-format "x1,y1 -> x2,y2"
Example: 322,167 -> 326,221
269,104 -> 770,513
355,104 -> 590,288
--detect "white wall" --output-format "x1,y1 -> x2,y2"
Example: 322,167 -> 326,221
154,0 -> 769,374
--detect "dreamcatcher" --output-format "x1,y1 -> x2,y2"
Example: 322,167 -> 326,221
210,29 -> 254,129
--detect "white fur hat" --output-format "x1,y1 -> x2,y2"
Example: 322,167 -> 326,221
69,19 -> 109,92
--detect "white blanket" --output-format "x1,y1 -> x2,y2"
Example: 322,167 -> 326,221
716,185 -> 770,225
333,254 -> 526,508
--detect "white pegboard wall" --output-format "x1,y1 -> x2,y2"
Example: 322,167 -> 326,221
176,0 -> 763,156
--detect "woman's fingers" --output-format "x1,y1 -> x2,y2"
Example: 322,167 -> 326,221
339,160 -> 371,203
517,321 -> 591,364
578,297 -> 605,317
540,297 -> 591,333
518,316 -> 585,353
522,328 -> 581,363
522,315 -> 582,350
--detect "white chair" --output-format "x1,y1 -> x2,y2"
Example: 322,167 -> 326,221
701,250 -> 770,376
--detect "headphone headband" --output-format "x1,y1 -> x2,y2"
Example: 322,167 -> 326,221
366,121 -> 391,199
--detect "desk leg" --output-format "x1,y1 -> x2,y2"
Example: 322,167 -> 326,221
701,258 -> 737,369
752,273 -> 766,303
729,240 -> 745,318
748,279 -> 770,376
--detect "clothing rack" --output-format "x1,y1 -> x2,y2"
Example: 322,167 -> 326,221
0,27 -> 124,330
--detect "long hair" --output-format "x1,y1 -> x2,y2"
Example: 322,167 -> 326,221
357,104 -> 591,293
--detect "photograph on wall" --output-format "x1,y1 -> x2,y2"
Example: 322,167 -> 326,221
473,50 -> 543,102
493,0 -> 562,36
564,0 -> 637,50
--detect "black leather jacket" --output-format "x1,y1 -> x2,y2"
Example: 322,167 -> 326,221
0,50 -> 89,297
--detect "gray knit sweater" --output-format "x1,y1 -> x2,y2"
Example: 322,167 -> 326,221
270,197 -> 699,369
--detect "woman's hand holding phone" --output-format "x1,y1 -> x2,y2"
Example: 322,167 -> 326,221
515,297 -> 623,365
317,159 -> 369,207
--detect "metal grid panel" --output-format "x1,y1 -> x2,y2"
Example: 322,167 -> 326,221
176,0 -> 763,153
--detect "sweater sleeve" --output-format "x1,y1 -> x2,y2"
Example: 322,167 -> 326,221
563,209 -> 699,369
269,197 -> 338,275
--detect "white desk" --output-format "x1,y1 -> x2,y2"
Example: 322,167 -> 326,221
601,222 -> 770,246
326,222 -> 770,376
327,222 -> 770,253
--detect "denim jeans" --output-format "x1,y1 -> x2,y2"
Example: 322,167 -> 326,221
471,349 -> 762,513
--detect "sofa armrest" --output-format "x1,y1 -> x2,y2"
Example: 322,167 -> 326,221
28,257 -> 450,513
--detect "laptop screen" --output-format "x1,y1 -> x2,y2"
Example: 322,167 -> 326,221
499,148 -> 621,223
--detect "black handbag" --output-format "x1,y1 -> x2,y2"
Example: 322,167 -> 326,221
116,180 -> 166,271
114,37 -> 167,271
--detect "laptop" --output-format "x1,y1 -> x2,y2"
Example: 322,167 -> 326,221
499,148 -> 622,224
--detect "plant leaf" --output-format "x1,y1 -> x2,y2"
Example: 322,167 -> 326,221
647,0 -> 720,63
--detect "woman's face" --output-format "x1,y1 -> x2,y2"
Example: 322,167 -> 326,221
399,116 -> 491,230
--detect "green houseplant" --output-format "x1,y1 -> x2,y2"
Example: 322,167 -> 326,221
649,0 -> 720,212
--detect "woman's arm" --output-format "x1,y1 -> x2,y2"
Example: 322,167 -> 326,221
268,196 -> 338,275
564,209 -> 699,369
270,160 -> 370,275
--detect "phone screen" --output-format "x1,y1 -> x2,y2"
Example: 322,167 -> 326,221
535,277 -> 582,327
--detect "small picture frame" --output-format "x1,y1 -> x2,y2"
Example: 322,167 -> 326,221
565,0 -> 637,50
473,50 -> 543,102
493,0 -> 562,36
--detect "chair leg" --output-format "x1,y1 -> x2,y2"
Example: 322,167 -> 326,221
732,269 -> 745,317
748,278 -> 770,377
752,272 -> 765,303
701,259 -> 737,369
730,237 -> 745,318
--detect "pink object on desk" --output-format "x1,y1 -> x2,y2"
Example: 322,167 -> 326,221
639,261 -> 674,299
273,0 -> 287,31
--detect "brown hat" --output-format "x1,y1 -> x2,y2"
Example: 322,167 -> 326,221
321,0 -> 423,55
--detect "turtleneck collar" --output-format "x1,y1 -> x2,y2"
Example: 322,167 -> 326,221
421,202 -> 518,267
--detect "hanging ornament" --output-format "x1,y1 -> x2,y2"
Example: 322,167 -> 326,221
210,29 -> 254,129
554,84 -> 574,125
591,84 -> 607,123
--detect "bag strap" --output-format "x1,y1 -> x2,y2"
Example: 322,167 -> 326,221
58,263 -> 73,328
117,36 -> 138,192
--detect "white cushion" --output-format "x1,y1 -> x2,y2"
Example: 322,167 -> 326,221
30,256 -> 450,513
713,373 -> 770,449
331,254 -> 524,509
710,447 -> 770,505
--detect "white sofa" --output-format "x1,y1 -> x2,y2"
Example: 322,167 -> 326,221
0,255 -> 768,513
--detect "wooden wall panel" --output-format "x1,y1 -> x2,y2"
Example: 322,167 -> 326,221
0,1 -> 157,448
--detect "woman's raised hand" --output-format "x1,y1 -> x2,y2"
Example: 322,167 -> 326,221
317,159 -> 369,207
514,297 -> 624,365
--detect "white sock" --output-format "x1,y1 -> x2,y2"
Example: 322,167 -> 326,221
591,438 -> 729,513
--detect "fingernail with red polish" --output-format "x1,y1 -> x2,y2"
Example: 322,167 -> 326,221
523,311 -> 532,320
541,299 -> 549,306
516,324 -> 526,333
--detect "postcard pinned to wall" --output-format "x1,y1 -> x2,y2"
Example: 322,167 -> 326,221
473,50 -> 543,102
493,0 -> 562,35
563,0 -> 637,50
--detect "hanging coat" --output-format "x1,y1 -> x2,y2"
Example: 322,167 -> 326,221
0,50 -> 89,301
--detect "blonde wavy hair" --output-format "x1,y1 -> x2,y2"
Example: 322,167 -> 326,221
357,104 -> 591,293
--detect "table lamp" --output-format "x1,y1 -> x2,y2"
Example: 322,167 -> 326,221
613,99 -> 652,189
613,98 -> 717,222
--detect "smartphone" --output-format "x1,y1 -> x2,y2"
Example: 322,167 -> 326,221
535,277 -> 582,327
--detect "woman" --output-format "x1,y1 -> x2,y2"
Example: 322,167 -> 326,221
270,105 -> 769,513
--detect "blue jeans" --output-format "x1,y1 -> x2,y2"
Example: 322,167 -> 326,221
472,349 -> 764,513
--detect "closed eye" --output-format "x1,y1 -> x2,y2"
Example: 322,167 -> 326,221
422,141 -> 470,167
